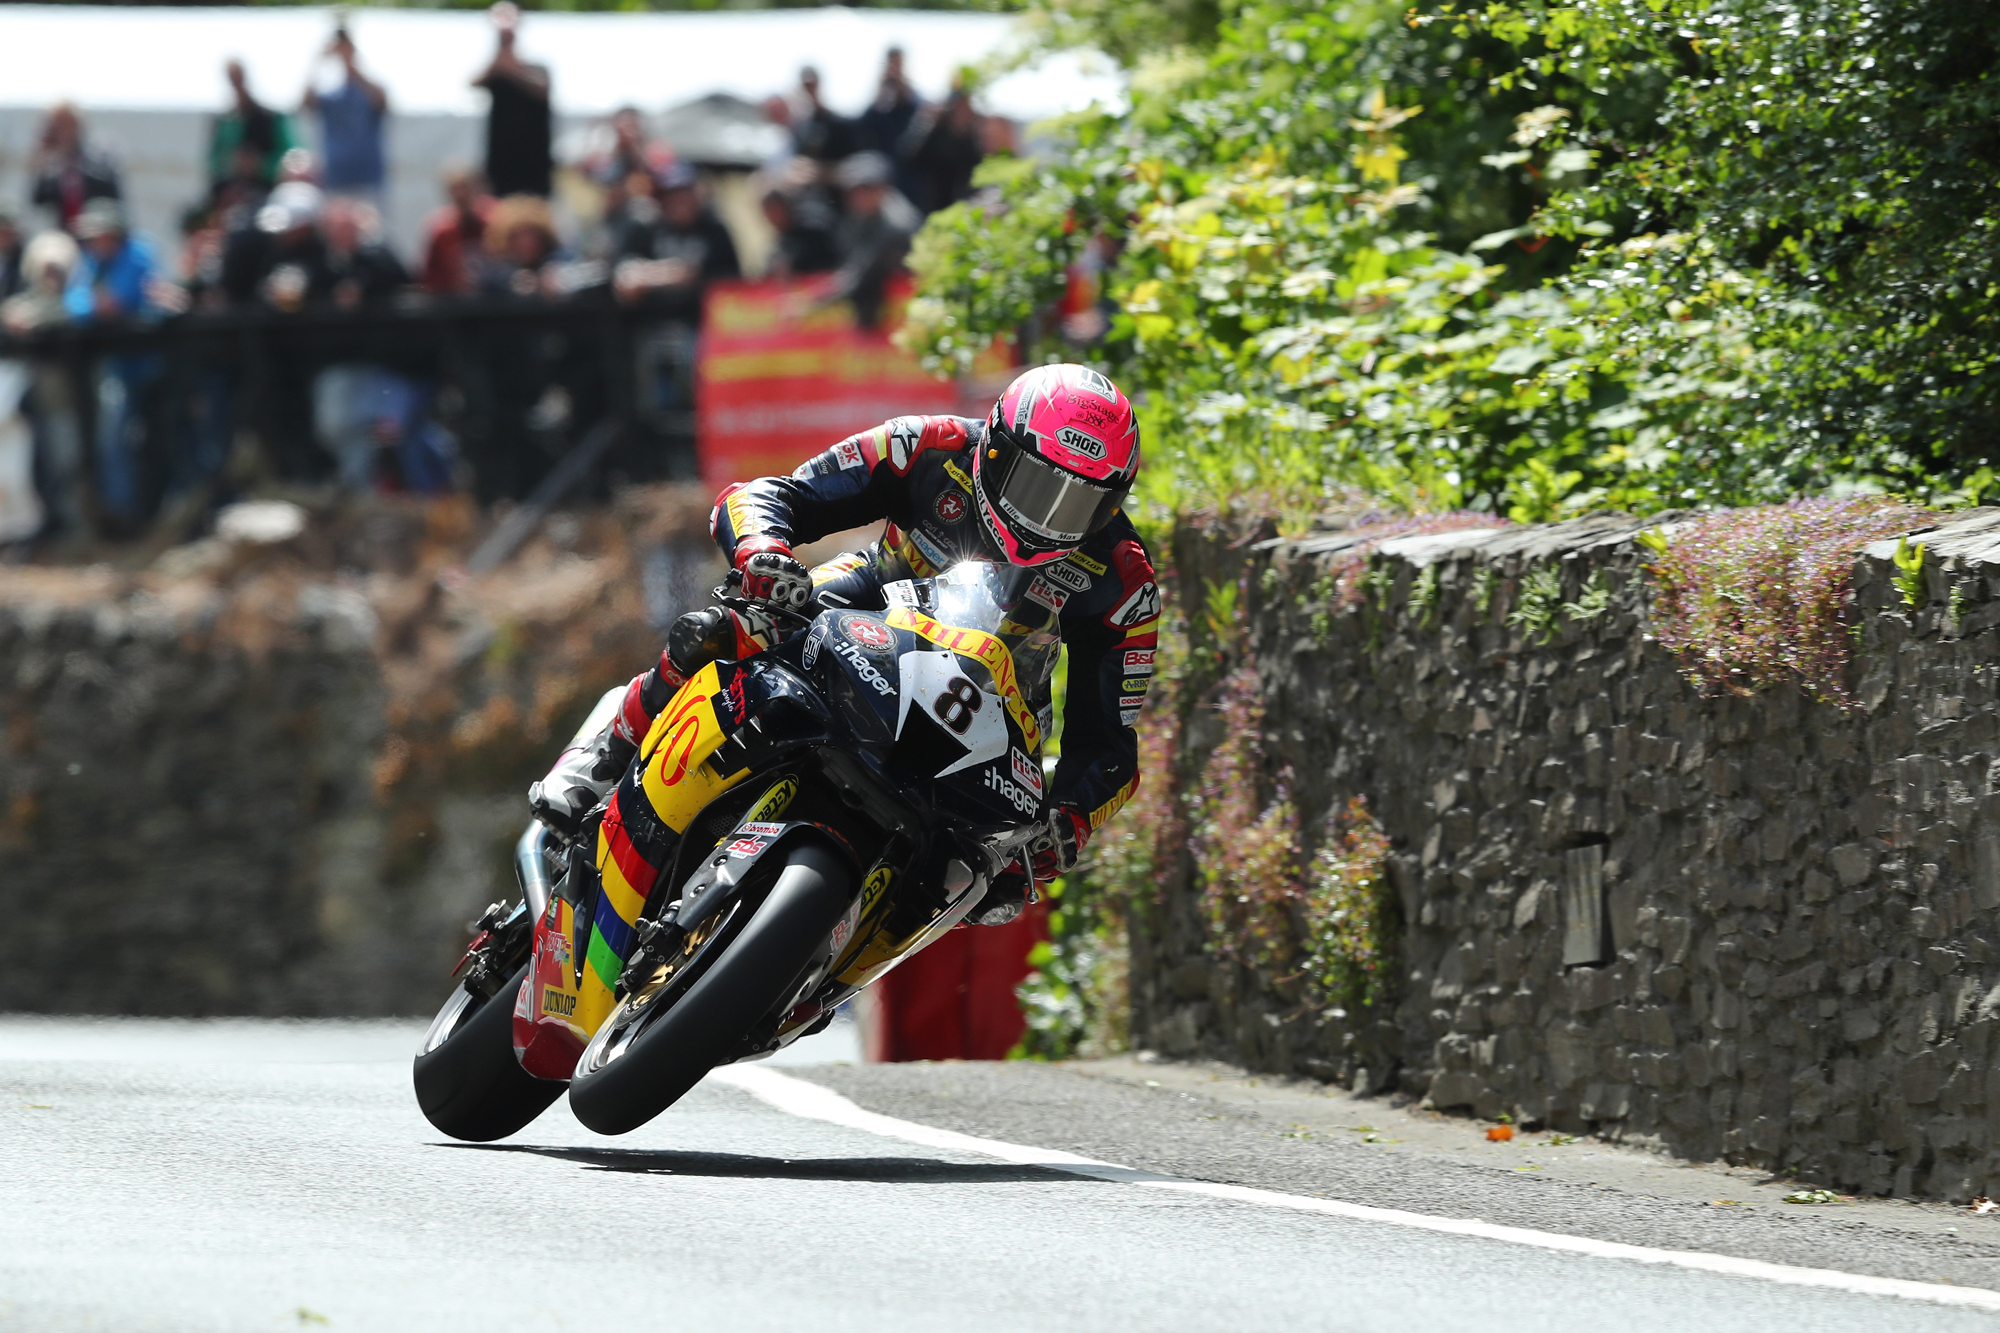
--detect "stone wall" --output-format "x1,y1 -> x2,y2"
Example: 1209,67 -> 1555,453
0,488 -> 716,1016
1134,506 -> 2000,1200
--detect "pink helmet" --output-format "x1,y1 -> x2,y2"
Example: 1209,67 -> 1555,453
975,364 -> 1140,567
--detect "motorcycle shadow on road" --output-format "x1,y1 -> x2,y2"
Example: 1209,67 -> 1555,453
441,1143 -> 1108,1186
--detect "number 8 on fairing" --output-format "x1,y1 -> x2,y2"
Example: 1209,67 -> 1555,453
933,676 -> 983,734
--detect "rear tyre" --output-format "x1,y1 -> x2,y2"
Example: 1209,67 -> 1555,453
568,839 -> 853,1136
412,964 -> 564,1143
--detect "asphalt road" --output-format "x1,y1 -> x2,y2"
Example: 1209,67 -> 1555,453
3,1017 -> 1997,1332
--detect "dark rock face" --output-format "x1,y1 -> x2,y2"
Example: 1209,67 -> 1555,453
1140,508 -> 2000,1200
0,490 -> 715,1017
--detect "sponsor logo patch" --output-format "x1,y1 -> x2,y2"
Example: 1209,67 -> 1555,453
1119,707 -> 1142,726
745,778 -> 798,823
942,458 -> 974,493
792,460 -> 815,478
1055,425 -> 1107,460
1044,561 -> 1092,592
802,622 -> 826,668
1025,578 -> 1069,613
727,837 -> 766,858
1120,678 -> 1151,694
1123,649 -> 1156,671
843,616 -> 893,651
1069,551 -> 1107,576
1107,581 -> 1162,629
541,986 -> 577,1016
833,439 -> 866,470
861,865 -> 894,915
1011,748 -> 1043,797
739,821 -> 786,837
907,527 -> 951,571
828,636 -> 896,697
984,764 -> 1039,816
1076,367 -> 1117,400
935,490 -> 968,523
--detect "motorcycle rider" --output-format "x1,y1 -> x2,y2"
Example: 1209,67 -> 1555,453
521,363 -> 1158,1067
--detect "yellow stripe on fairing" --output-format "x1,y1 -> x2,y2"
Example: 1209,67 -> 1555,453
884,607 -> 1041,753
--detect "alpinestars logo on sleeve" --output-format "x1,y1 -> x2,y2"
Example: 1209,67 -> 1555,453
886,418 -> 923,471
1107,581 -> 1161,629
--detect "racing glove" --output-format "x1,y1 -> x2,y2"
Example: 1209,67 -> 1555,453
1028,806 -> 1088,887
734,536 -> 813,613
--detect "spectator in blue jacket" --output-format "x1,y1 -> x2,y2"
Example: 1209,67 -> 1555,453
65,199 -> 180,526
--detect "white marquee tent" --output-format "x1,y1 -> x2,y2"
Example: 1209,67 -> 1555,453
0,5 -> 1121,260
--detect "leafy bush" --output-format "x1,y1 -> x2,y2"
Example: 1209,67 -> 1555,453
1191,664 -> 1396,1013
1641,498 -> 1927,706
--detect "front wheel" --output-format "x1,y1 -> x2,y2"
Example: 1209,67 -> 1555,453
412,964 -> 565,1143
568,838 -> 853,1136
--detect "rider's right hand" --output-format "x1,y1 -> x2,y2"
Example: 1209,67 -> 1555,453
735,536 -> 813,612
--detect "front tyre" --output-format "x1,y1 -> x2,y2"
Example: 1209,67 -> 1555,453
412,965 -> 564,1142
568,838 -> 853,1136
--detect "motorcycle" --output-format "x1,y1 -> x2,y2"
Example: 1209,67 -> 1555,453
412,559 -> 1058,1141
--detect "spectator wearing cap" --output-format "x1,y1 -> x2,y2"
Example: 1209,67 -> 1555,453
64,200 -> 179,525
613,163 -> 740,308
29,102 -> 122,235
303,25 -> 389,205
475,3 -> 553,200
314,198 -> 419,491
826,152 -> 917,330
210,59 -> 299,193
221,181 -> 332,310
421,167 -> 492,296
905,83 -> 986,215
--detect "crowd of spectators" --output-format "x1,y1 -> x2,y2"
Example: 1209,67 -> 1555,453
0,4 -> 999,547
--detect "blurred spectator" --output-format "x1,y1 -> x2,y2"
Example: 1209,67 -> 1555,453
476,3 -> 553,200
1,231 -> 83,539
315,199 -> 425,490
589,107 -> 671,192
323,199 -> 408,309
790,67 -> 857,168
857,48 -> 923,203
65,200 -> 177,525
66,200 -> 176,325
0,215 -> 22,302
210,59 -> 299,193
223,182 -> 330,310
828,153 -> 915,330
420,168 -> 491,297
906,84 -> 985,215
480,195 -> 565,298
30,103 -> 122,234
303,25 -> 389,203
614,164 -> 740,304
759,186 -> 838,281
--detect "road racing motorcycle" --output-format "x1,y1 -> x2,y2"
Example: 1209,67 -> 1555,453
412,560 -> 1057,1140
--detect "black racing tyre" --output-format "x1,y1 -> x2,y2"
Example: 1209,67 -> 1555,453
568,838 -> 853,1136
412,964 -> 565,1143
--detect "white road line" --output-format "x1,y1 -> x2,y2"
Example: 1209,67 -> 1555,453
712,1065 -> 2000,1313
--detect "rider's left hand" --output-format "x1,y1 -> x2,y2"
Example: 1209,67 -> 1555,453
1029,806 -> 1087,886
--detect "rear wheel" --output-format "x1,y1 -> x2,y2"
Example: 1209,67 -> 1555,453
412,964 -> 564,1143
568,838 -> 853,1136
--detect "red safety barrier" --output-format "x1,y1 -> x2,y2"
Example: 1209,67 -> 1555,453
861,902 -> 1049,1062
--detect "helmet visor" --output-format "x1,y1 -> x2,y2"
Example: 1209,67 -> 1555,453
986,426 -> 1117,547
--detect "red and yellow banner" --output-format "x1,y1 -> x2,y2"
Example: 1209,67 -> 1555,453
696,279 -> 958,489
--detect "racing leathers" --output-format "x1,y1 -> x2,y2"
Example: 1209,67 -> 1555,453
710,413 -> 1161,868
